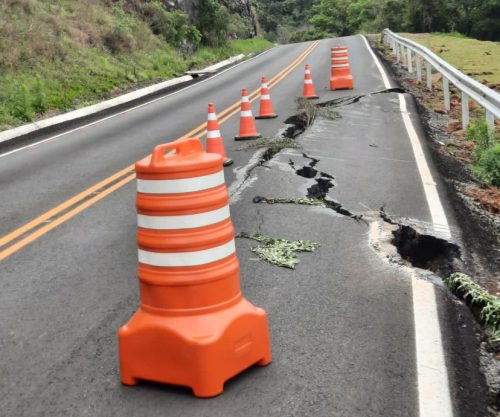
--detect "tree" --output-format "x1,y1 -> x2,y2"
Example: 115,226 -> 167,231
310,0 -> 354,36
193,0 -> 231,46
469,0 -> 500,40
405,0 -> 458,32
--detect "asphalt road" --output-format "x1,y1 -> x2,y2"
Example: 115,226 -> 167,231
0,36 -> 491,416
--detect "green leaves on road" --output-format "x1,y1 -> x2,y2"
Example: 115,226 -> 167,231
238,232 -> 320,269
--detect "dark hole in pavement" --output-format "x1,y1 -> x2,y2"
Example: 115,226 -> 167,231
324,199 -> 356,217
283,115 -> 308,138
294,153 -> 324,179
320,171 -> 334,179
302,153 -> 319,167
296,166 -> 318,178
307,178 -> 334,199
392,225 -> 461,275
261,148 -> 276,163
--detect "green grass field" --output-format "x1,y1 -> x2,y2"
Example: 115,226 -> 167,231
403,32 -> 500,85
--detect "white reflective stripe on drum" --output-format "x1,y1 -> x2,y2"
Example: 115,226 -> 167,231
332,63 -> 350,68
241,110 -> 253,117
332,57 -> 347,60
137,171 -> 224,194
207,130 -> 221,138
241,96 -> 249,102
261,94 -> 271,100
334,49 -> 348,53
138,239 -> 236,267
304,79 -> 313,84
207,113 -> 217,120
138,205 -> 230,230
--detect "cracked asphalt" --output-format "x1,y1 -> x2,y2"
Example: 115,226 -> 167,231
0,36 -> 492,416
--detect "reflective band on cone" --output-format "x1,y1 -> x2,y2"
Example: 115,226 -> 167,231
138,239 -> 236,267
137,171 -> 225,194
138,204 -> 230,230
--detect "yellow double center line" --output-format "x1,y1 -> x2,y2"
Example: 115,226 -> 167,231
0,41 -> 319,262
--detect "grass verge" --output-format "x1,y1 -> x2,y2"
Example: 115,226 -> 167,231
402,32 -> 500,86
0,37 -> 272,131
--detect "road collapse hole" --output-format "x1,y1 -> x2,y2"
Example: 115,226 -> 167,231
392,224 -> 461,274
296,166 -> 318,178
307,178 -> 334,199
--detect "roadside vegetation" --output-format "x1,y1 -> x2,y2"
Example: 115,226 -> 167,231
254,0 -> 500,43
404,33 -> 500,86
465,122 -> 500,188
445,273 -> 500,343
0,0 -> 271,131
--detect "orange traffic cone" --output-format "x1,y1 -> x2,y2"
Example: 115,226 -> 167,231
235,88 -> 262,141
119,137 -> 272,398
330,46 -> 353,90
206,103 -> 233,167
256,76 -> 278,119
303,64 -> 319,99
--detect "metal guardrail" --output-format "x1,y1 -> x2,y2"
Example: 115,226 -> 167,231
382,28 -> 500,130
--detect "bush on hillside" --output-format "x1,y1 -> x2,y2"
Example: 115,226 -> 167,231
473,144 -> 500,187
465,121 -> 500,187
193,0 -> 231,46
141,2 -> 201,48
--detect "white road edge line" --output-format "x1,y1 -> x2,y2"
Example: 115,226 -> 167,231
361,34 -> 454,417
360,35 -> 393,89
0,46 -> 277,160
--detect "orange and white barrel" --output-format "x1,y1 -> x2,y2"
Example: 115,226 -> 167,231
119,137 -> 271,398
330,46 -> 354,90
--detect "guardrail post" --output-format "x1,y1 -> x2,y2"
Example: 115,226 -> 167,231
426,61 -> 432,90
486,111 -> 495,129
416,55 -> 422,82
462,92 -> 469,129
443,76 -> 450,111
401,45 -> 407,67
407,49 -> 413,73
396,42 -> 400,62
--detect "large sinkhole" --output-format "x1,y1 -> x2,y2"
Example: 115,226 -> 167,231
392,225 -> 461,274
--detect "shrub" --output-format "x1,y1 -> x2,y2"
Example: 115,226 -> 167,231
465,121 -> 500,187
194,0 -> 231,46
10,84 -> 34,122
465,121 -> 496,154
473,144 -> 500,187
32,76 -> 48,113
141,2 -> 201,48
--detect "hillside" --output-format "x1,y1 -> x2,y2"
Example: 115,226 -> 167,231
0,0 -> 269,130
